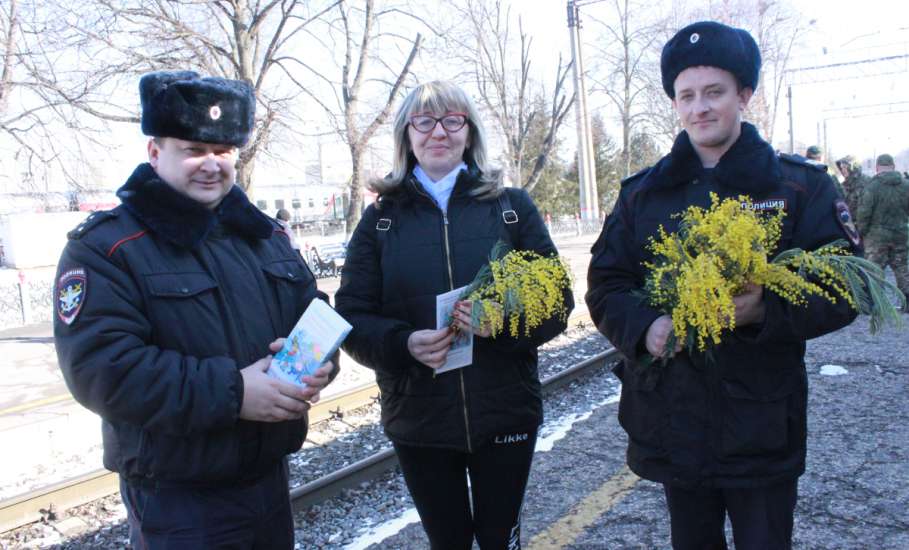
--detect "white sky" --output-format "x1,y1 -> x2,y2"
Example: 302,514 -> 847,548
6,0 -> 909,195
516,0 -> 909,164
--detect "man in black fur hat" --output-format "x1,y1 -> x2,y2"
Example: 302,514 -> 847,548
586,21 -> 859,549
53,71 -> 336,549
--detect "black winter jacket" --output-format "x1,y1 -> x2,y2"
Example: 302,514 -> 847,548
335,167 -> 572,452
586,123 -> 858,488
54,163 -> 325,486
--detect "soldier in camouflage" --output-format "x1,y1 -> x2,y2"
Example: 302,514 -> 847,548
856,154 -> 909,302
836,155 -> 869,226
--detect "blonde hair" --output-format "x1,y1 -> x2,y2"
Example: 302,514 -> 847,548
372,80 -> 502,199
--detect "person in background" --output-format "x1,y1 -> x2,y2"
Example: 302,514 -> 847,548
835,155 -> 868,223
586,21 -> 858,550
335,80 -> 572,549
805,145 -> 823,163
54,71 -> 337,549
856,154 -> 909,304
276,207 -> 303,254
806,145 -> 840,191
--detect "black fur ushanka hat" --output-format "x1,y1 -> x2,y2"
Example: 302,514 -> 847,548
661,21 -> 761,98
139,71 -> 255,147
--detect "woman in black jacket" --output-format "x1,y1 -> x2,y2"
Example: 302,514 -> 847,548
335,81 -> 572,549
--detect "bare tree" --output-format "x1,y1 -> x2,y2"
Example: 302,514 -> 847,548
30,0 -> 347,194
680,0 -> 811,142
0,0 -> 108,197
287,0 -> 421,232
447,0 -> 574,193
587,0 -> 664,179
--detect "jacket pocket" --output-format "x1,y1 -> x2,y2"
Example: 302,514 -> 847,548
140,428 -> 242,482
145,272 -> 221,351
615,362 -> 666,451
720,369 -> 803,458
262,260 -> 312,331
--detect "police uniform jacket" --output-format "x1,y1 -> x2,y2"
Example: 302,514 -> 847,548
334,165 -> 572,452
54,163 -> 325,486
586,123 -> 858,488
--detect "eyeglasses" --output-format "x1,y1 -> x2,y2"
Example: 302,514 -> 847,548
408,112 -> 468,134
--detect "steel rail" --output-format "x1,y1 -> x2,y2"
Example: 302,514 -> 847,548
289,346 -> 621,511
0,380 -> 381,534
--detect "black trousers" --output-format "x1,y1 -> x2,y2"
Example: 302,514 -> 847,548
394,428 -> 538,550
120,461 -> 294,550
663,479 -> 798,550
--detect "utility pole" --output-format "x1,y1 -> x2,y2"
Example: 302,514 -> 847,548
567,0 -> 599,221
788,85 -> 794,154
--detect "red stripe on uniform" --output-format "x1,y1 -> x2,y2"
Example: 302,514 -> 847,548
107,230 -> 148,257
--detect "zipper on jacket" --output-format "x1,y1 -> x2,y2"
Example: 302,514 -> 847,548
416,179 -> 473,453
443,211 -> 473,453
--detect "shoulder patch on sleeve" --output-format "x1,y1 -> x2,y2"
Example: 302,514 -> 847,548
834,199 -> 861,247
621,166 -> 651,188
56,267 -> 87,325
67,210 -> 119,240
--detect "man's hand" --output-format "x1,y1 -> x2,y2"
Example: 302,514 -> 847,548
407,328 -> 455,370
238,338 -> 339,422
645,315 -> 682,358
733,283 -> 766,327
238,356 -> 311,422
268,337 -> 336,402
298,362 -> 335,405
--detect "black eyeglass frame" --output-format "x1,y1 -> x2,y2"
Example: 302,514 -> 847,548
408,112 -> 469,134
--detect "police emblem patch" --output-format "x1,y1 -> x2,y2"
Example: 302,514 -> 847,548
57,267 -> 87,325
834,200 -> 861,247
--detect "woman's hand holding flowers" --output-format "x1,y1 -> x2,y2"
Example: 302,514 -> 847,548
452,300 -> 500,338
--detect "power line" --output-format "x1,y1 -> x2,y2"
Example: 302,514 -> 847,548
822,100 -> 909,113
785,52 -> 909,85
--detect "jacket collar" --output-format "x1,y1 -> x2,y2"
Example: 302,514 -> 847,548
403,161 -> 482,199
874,170 -> 903,186
116,163 -> 274,249
642,122 -> 781,193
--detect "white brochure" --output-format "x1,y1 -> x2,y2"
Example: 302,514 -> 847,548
435,285 -> 474,374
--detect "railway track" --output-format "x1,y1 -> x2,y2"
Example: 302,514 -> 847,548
0,314 -> 617,535
288,346 -> 620,512
0,379 -> 384,534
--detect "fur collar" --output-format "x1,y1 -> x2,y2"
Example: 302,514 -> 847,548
642,122 -> 781,193
116,163 -> 274,249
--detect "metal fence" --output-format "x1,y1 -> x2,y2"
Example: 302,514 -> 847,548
0,218 -> 605,332
547,218 -> 604,237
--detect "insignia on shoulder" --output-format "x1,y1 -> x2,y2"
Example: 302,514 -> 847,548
834,200 -> 861,247
57,267 -> 87,325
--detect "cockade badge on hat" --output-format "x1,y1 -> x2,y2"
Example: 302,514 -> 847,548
689,32 -> 700,44
209,105 -> 222,120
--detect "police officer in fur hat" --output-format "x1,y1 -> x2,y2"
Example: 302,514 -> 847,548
587,21 -> 859,549
54,71 -> 337,549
